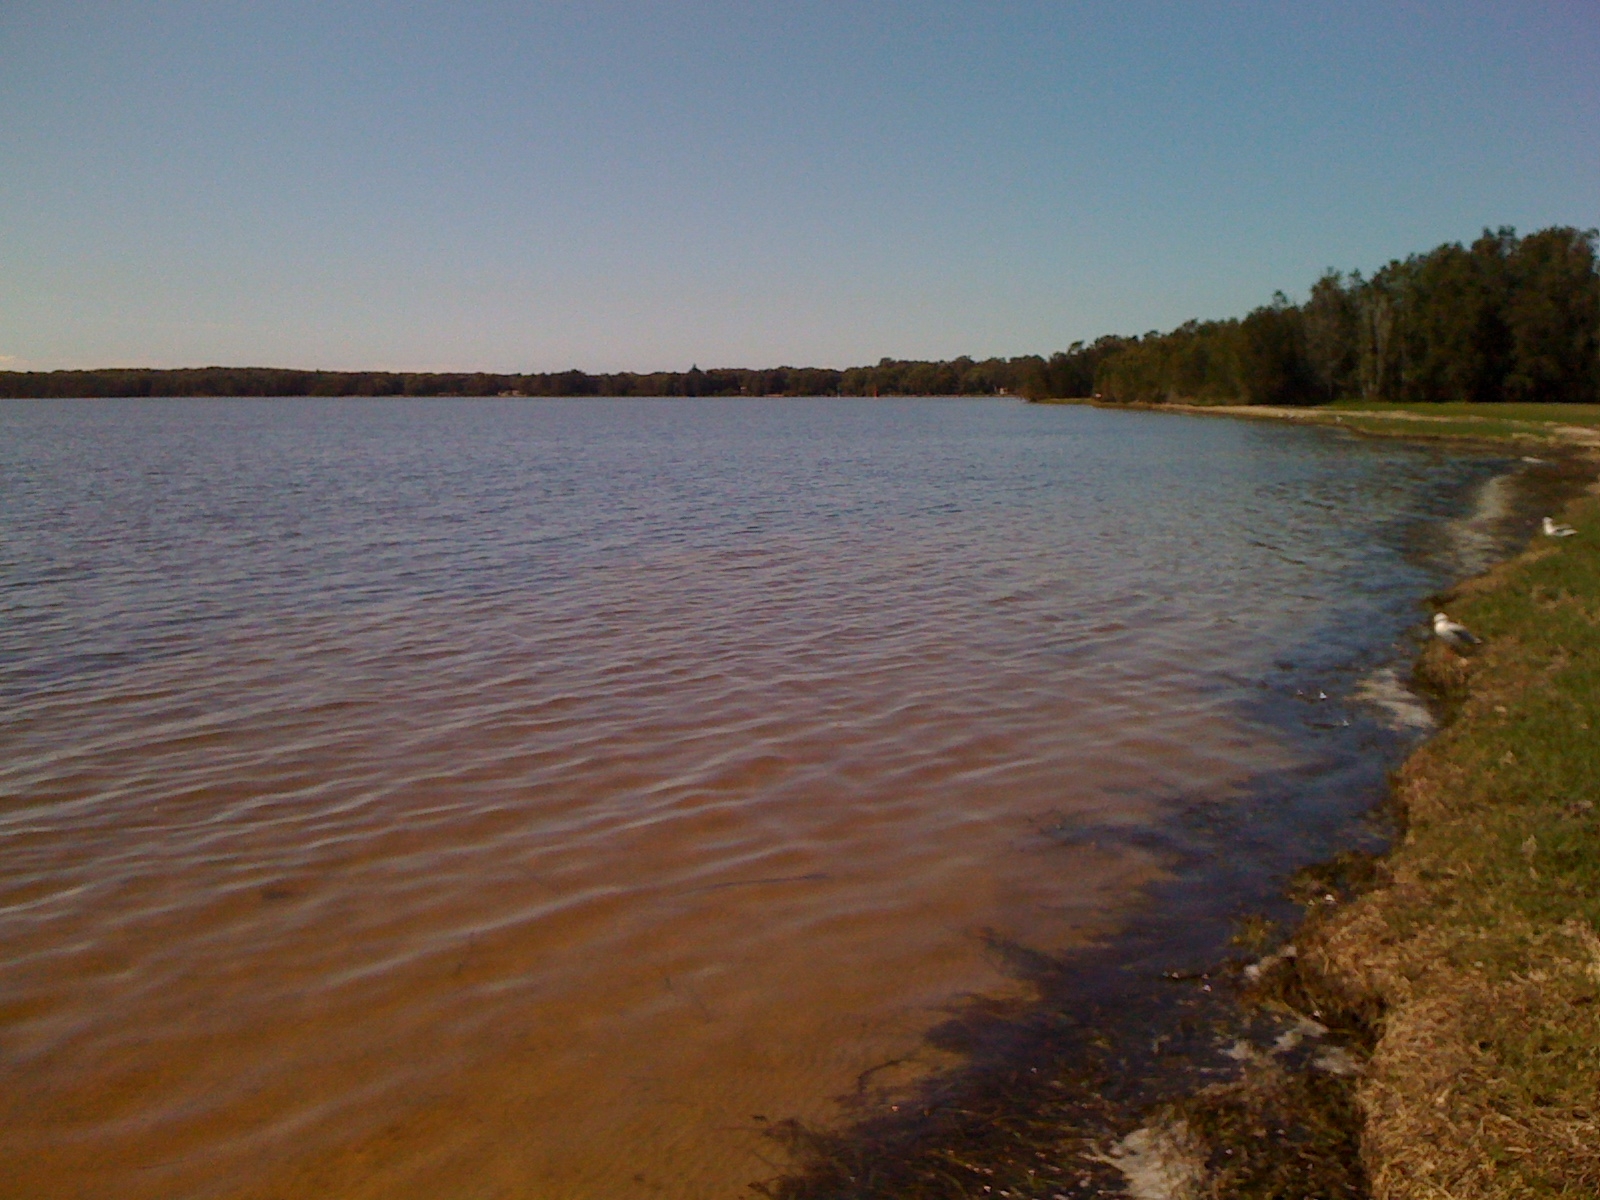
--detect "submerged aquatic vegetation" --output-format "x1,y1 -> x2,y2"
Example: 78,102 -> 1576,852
754,916 -> 1382,1200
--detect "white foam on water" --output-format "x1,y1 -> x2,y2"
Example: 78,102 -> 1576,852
1354,666 -> 1435,731
1096,1119 -> 1207,1200
1440,471 -> 1520,577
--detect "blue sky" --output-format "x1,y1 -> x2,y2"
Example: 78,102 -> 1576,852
2,2 -> 1596,372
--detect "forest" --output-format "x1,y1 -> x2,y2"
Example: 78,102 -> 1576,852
2,226 -> 1594,405
1090,225 -> 1599,406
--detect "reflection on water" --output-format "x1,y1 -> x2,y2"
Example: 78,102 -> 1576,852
0,398 -> 1501,1199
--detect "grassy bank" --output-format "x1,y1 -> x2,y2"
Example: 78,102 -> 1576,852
1162,403 -> 1600,1197
1036,397 -> 1600,451
1277,484 -> 1600,1197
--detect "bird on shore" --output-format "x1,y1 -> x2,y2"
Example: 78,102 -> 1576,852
1542,516 -> 1577,537
1433,612 -> 1482,649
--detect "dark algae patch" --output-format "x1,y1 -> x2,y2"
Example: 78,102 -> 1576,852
758,431 -> 1600,1199
752,850 -> 1389,1200
753,926 -> 1379,1199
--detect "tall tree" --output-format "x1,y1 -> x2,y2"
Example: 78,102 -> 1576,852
1237,293 -> 1312,405
1504,227 -> 1600,404
1302,271 -> 1358,403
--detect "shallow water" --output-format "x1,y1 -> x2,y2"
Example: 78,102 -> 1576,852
0,398 -> 1503,1199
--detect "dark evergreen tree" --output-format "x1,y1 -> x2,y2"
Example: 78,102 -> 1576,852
1303,271 -> 1358,403
1504,227 -> 1599,404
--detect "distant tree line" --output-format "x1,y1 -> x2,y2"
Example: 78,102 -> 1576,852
3,226 -> 1593,405
0,356 -> 1078,400
1089,225 -> 1599,406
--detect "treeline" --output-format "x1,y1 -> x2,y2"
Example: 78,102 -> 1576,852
0,360 -> 1049,400
0,364 -> 839,399
0,347 -> 1124,403
1091,225 -> 1599,406
3,226 -> 1594,405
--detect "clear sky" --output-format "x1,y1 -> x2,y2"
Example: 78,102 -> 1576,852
2,1 -> 1596,373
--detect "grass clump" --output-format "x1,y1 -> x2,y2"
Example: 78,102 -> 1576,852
1171,1063 -> 1367,1199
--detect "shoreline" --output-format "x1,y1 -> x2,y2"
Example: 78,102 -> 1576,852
1090,405 -> 1600,1197
1233,414 -> 1600,1198
1033,396 -> 1600,454
764,406 -> 1600,1199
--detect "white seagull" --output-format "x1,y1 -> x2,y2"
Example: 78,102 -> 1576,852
1542,516 -> 1577,537
1433,612 -> 1482,649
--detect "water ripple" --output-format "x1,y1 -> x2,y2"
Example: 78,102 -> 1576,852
0,397 -> 1503,1200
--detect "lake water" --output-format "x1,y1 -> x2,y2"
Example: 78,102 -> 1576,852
0,398 -> 1503,1199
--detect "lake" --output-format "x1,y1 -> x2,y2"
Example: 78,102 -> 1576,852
0,397 -> 1505,1198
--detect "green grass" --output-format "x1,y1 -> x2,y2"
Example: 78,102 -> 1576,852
1327,413 -> 1553,441
1324,399 -> 1600,428
1205,400 -> 1600,445
1057,396 -> 1600,445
